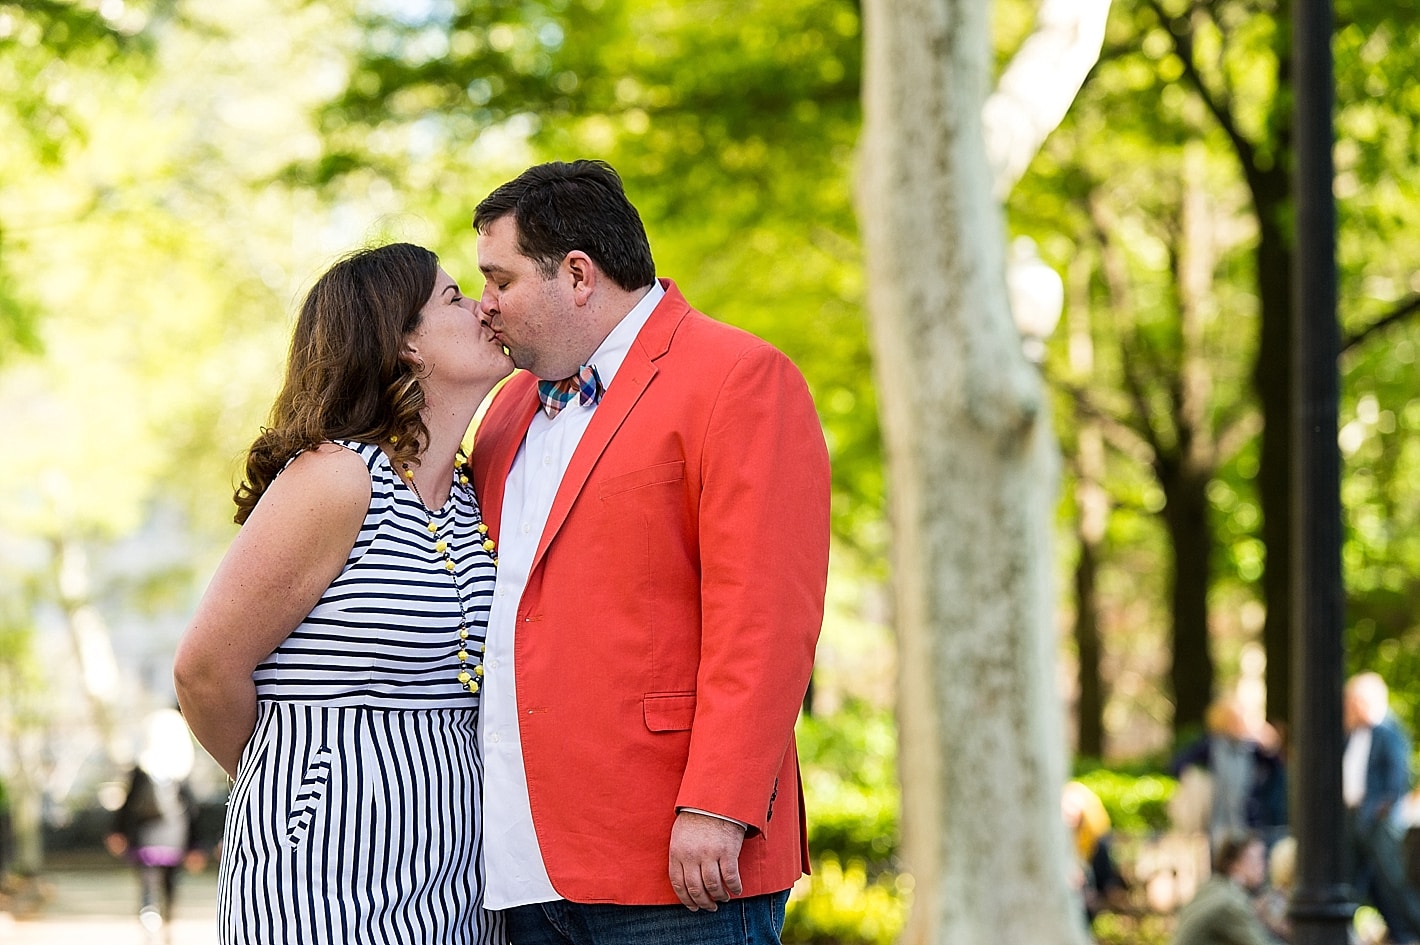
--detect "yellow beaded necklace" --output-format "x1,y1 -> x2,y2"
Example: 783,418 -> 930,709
397,442 -> 497,696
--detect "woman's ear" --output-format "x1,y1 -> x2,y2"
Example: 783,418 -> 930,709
399,341 -> 426,375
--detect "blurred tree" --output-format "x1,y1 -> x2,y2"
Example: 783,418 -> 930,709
1136,0 -> 1420,729
301,0 -> 882,560
0,0 -> 151,362
0,0 -> 411,870
1013,0 -> 1420,747
0,585 -> 47,876
858,0 -> 1106,939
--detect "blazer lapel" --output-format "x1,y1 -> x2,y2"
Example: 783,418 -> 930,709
472,372 -> 540,545
529,282 -> 687,573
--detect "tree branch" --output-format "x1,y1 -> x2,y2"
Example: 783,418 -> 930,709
1141,0 -> 1257,170
1342,293 -> 1420,354
1059,382 -> 1160,466
983,0 -> 1112,198
1216,408 -> 1263,466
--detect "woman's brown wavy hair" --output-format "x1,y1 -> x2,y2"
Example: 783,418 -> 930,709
233,242 -> 439,524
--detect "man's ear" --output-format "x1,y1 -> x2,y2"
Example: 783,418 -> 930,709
566,251 -> 596,306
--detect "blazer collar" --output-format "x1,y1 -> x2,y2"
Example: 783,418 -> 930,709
473,280 -> 692,557
530,279 -> 690,570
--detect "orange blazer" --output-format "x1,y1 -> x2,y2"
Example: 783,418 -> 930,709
471,281 -> 831,905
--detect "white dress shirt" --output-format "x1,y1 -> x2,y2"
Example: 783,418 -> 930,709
480,281 -> 664,909
1343,724 -> 1371,810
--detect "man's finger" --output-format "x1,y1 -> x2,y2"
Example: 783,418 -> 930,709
669,863 -> 698,911
719,854 -> 743,898
690,862 -> 721,911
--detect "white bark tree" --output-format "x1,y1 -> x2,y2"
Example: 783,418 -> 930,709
857,0 -> 1110,941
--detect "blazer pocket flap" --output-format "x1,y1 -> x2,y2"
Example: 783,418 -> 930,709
643,691 -> 697,732
600,461 -> 686,499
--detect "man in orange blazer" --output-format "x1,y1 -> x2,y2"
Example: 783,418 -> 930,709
469,160 -> 830,945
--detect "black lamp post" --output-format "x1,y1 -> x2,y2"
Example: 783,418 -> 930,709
1289,0 -> 1355,939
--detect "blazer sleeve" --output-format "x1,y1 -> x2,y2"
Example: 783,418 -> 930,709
1376,720 -> 1413,808
672,343 -> 830,835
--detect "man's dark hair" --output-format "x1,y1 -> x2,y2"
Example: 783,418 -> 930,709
473,160 -> 655,291
1213,830 -> 1262,875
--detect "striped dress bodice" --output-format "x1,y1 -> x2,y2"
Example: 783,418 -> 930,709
217,440 -> 505,945
252,439 -> 494,707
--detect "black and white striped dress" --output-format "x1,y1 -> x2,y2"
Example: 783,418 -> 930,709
216,440 -> 505,945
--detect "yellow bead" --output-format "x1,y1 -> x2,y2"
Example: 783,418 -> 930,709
389,434 -> 399,444
427,521 -> 438,533
403,468 -> 414,479
445,559 -> 455,571
482,539 -> 496,553
477,523 -> 488,535
474,665 -> 484,677
435,540 -> 447,552
469,681 -> 479,693
457,650 -> 468,661
457,670 -> 471,684
459,628 -> 468,639
459,475 -> 469,485
480,643 -> 486,652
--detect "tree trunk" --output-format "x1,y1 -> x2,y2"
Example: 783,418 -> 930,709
1068,253 -> 1106,760
859,0 -> 1091,939
51,536 -> 126,764
1072,477 -> 1106,759
1161,458 -> 1215,736
1166,144 -> 1221,737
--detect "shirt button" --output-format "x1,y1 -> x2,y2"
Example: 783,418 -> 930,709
487,659 -> 500,670
521,523 -> 532,533
543,455 -> 553,466
490,732 -> 501,744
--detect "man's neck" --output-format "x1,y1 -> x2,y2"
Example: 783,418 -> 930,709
578,282 -> 656,363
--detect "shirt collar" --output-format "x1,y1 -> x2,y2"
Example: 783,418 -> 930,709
582,280 -> 665,392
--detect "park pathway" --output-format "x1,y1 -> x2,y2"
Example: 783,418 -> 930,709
1,859 -> 219,945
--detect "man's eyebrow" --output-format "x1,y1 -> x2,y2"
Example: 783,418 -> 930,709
479,263 -> 508,275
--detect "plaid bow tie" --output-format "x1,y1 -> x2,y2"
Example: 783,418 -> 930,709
536,363 -> 604,418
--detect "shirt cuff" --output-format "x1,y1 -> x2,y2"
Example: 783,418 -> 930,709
676,807 -> 749,831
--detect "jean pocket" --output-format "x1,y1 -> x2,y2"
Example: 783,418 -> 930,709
284,746 -> 333,849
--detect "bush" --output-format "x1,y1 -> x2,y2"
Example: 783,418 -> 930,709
789,700 -> 905,944
798,700 -> 901,871
1073,766 -> 1176,834
784,854 -> 909,945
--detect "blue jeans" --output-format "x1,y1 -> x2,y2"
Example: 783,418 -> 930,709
502,891 -> 790,945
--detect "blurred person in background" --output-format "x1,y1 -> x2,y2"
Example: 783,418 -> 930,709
1344,671 -> 1420,945
1170,694 -> 1288,851
1252,835 -> 1295,944
1062,780 -> 1127,923
106,707 -> 208,942
1171,830 -> 1271,945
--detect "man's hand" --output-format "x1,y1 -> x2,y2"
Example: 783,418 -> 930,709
668,810 -> 746,911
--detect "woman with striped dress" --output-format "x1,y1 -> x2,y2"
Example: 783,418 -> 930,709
175,242 -> 512,944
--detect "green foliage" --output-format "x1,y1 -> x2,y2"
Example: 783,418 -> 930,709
798,701 -> 900,868
1073,766 -> 1177,834
789,700 -> 905,945
783,854 -> 909,945
1092,911 -> 1174,945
